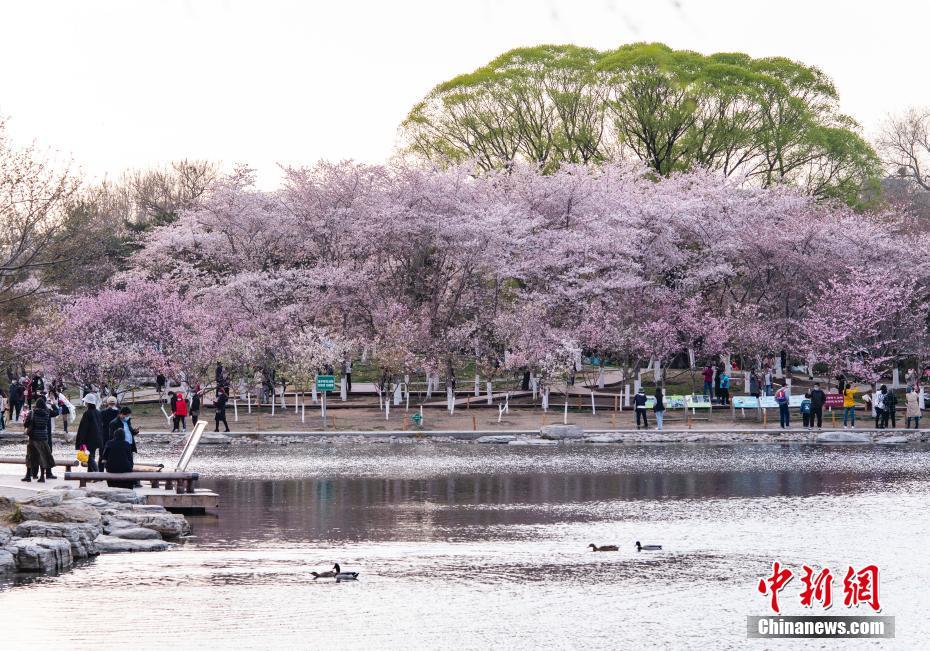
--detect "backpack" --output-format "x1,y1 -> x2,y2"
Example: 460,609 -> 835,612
775,388 -> 788,404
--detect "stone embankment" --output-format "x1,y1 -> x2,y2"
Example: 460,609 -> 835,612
1,487 -> 190,574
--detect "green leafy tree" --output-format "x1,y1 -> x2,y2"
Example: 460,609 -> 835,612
402,42 -> 880,206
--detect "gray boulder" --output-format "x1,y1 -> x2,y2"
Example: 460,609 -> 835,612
875,436 -> 908,445
52,488 -> 88,499
85,487 -> 144,504
6,536 -> 73,572
20,492 -> 65,508
476,435 -> 517,444
14,521 -> 101,559
0,526 -> 12,546
107,527 -> 162,541
584,434 -> 623,443
200,433 -> 232,444
816,431 -> 871,443
507,438 -> 559,446
540,424 -> 585,439
71,496 -> 110,508
94,535 -> 172,553
108,511 -> 191,539
0,548 -> 15,572
19,502 -> 102,525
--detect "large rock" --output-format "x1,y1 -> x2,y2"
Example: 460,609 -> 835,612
0,526 -> 12,545
20,491 -> 65,508
107,511 -> 191,539
816,431 -> 871,443
70,497 -> 110,508
108,527 -> 162,540
508,438 -> 559,446
875,436 -> 908,445
6,536 -> 73,572
19,502 -> 102,525
85,487 -> 144,504
52,488 -> 88,499
200,433 -> 232,445
94,535 -> 172,553
14,521 -> 101,559
584,434 -> 623,443
0,548 -> 15,572
540,424 -> 585,440
476,435 -> 517,444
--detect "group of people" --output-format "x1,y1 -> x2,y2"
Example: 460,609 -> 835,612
701,364 -> 732,405
166,385 -> 230,433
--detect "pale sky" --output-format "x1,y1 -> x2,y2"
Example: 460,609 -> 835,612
1,0 -> 927,187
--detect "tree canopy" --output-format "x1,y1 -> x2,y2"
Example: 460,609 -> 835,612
402,43 -> 880,207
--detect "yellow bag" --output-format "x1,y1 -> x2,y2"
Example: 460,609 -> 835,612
76,446 -> 89,463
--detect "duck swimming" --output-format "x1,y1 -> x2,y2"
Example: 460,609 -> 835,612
588,543 -> 619,552
333,563 -> 359,581
635,541 -> 662,552
311,566 -> 338,579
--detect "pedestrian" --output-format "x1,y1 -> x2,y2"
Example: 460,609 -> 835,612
22,396 -> 55,482
103,407 -> 137,488
809,382 -> 826,429
0,388 -> 6,432
653,387 -> 665,431
764,368 -> 774,396
99,396 -> 120,445
633,387 -> 649,429
342,357 -> 353,394
190,386 -> 202,425
56,392 -> 71,434
713,363 -> 722,400
214,388 -> 230,433
156,373 -> 166,397
775,384 -> 790,428
800,392 -> 811,428
173,392 -> 189,432
749,372 -> 760,399
75,393 -> 104,471
905,368 -> 916,389
883,387 -> 897,429
8,377 -> 24,422
862,390 -> 874,426
842,384 -> 857,428
837,374 -> 847,395
874,387 -> 886,429
719,370 -> 730,406
702,365 -> 714,399
905,387 -> 921,429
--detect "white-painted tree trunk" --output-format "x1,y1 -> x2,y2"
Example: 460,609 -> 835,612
542,387 -> 549,411
340,377 -> 347,401
563,396 -> 568,424
447,387 -> 454,414
893,368 -> 900,389
504,393 -> 510,414
590,391 -> 596,414
633,379 -> 641,394
474,374 -> 480,397
311,376 -> 318,403
498,404 -> 504,423
597,366 -> 605,389
393,383 -> 402,406
247,393 -> 251,414
233,400 -> 238,422
654,360 -> 662,383
624,384 -> 631,407
486,381 -> 493,405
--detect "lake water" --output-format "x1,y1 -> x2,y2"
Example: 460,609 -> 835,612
2,441 -> 929,649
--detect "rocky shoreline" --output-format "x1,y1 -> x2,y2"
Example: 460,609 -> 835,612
1,487 -> 191,575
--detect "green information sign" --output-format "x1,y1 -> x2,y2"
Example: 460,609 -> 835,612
316,375 -> 335,392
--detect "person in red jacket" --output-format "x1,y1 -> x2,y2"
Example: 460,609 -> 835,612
172,393 -> 189,432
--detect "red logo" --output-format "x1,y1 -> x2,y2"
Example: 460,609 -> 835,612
758,562 -> 881,613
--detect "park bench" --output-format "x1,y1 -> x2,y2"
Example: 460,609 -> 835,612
64,471 -> 200,494
0,456 -> 80,473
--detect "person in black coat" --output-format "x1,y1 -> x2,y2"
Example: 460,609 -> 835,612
99,397 -> 120,445
809,383 -> 827,429
214,388 -> 229,432
103,407 -> 137,486
75,394 -> 104,471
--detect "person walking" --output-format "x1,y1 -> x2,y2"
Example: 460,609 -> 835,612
905,387 -> 921,429
719,370 -> 730,406
749,372 -> 760,399
775,384 -> 790,428
156,373 -> 166,398
633,387 -> 649,429
764,368 -> 774,397
173,392 -> 189,432
842,384 -> 857,428
883,387 -> 897,429
800,392 -> 811,428
99,396 -> 120,447
342,357 -> 353,394
214,388 -> 230,432
8,378 -> 24,423
653,387 -> 665,431
874,387 -> 886,429
75,394 -> 104,471
702,365 -> 714,399
0,389 -> 6,432
190,386 -> 202,426
22,396 -> 55,482
809,383 -> 826,429
713,363 -> 722,401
